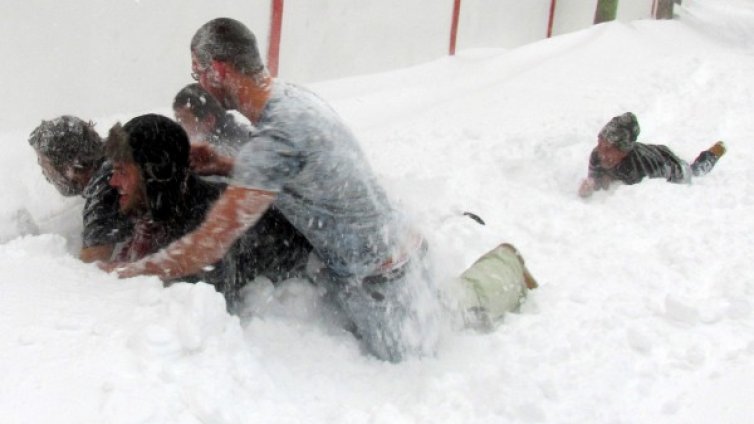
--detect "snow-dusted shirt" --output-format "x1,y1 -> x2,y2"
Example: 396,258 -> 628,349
232,81 -> 406,278
207,115 -> 254,157
588,142 -> 691,187
81,161 -> 132,248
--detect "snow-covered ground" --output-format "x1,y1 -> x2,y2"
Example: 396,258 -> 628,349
1,0 -> 753,422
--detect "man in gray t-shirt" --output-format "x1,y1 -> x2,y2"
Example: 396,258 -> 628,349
111,18 -> 439,362
233,81 -> 406,277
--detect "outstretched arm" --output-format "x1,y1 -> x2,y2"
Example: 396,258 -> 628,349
108,186 -> 276,280
190,142 -> 235,176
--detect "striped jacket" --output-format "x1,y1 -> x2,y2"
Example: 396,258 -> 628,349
588,142 -> 691,187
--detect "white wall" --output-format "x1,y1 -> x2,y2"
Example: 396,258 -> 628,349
553,0 -> 654,35
456,0 -> 552,50
0,0 -> 269,132
617,0 -> 655,21
0,0 -> 656,133
278,0 -> 452,83
552,0 -> 600,35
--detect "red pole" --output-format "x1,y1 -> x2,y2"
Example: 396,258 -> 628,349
449,0 -> 461,55
547,0 -> 557,38
651,0 -> 658,18
267,0 -> 284,77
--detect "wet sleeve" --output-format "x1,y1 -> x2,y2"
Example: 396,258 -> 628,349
636,145 -> 690,184
655,145 -> 691,183
231,128 -> 305,192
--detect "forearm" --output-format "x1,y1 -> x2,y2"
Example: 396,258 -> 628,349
119,186 -> 275,280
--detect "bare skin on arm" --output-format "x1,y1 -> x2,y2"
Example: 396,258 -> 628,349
189,142 -> 235,176
104,186 -> 276,280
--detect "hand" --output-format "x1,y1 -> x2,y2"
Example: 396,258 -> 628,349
97,260 -> 122,273
578,178 -> 596,198
97,260 -> 148,279
189,142 -> 219,175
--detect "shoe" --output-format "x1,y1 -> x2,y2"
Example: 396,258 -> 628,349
708,141 -> 726,159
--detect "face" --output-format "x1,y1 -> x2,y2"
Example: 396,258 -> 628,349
596,137 -> 629,169
174,106 -> 215,143
191,52 -> 234,109
109,161 -> 146,215
36,151 -> 92,196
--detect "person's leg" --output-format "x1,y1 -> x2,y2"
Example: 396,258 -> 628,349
309,253 -> 442,362
691,141 -> 726,177
455,243 -> 537,331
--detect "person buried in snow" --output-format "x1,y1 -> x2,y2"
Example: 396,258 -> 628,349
578,112 -> 726,198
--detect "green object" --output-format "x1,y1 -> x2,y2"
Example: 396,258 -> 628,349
594,0 -> 619,24
458,244 -> 532,331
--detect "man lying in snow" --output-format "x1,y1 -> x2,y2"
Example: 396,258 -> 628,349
101,113 -> 311,309
578,112 -> 726,198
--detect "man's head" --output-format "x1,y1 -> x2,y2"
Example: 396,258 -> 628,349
190,18 -> 266,108
596,112 -> 640,168
105,114 -> 191,219
173,83 -> 226,142
28,116 -> 103,196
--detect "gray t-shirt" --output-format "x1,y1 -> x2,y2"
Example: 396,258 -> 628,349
232,81 -> 406,277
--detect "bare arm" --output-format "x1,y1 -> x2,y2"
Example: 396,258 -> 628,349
190,142 -> 235,177
111,186 -> 276,280
80,244 -> 115,263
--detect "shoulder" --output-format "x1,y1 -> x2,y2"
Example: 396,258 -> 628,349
83,161 -> 114,199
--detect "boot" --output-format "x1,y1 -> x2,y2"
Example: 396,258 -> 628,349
501,243 -> 539,290
709,141 -> 726,158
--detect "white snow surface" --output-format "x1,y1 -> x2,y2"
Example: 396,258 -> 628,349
2,1 -> 754,422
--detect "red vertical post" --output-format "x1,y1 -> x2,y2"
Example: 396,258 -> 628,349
651,0 -> 658,18
267,0 -> 284,77
547,0 -> 558,38
449,0 -> 461,55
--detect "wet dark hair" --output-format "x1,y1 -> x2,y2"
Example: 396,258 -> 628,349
28,115 -> 103,169
105,114 -> 191,221
173,83 -> 226,122
191,17 -> 265,76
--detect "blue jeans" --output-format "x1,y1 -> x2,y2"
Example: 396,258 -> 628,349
306,248 -> 441,362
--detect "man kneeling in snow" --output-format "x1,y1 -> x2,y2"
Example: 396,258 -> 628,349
101,114 -> 310,309
578,112 -> 726,198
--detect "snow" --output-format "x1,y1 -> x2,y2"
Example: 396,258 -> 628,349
1,0 -> 754,422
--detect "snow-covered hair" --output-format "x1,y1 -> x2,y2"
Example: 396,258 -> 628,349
28,115 -> 103,168
173,83 -> 226,122
190,17 -> 265,76
599,112 -> 640,152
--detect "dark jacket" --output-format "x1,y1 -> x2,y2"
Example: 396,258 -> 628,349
588,142 -> 690,187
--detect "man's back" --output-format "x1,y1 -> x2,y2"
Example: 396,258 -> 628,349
589,142 -> 689,185
232,81 -> 406,277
